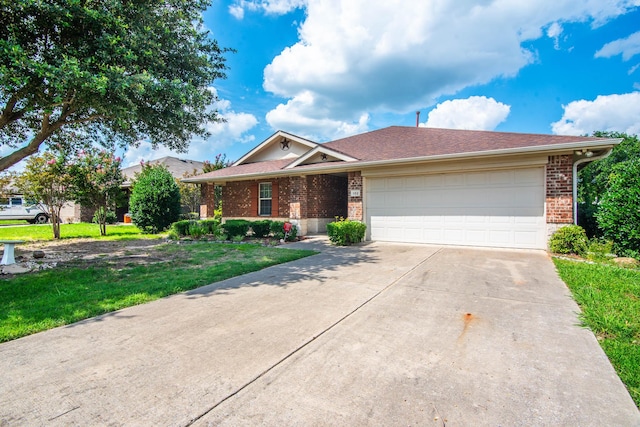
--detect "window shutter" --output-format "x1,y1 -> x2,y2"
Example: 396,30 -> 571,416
250,184 -> 258,216
272,181 -> 279,217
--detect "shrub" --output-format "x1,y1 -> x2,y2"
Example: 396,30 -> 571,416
596,159 -> 640,258
188,222 -> 207,240
270,221 -> 285,239
92,207 -> 117,225
548,225 -> 588,255
129,165 -> 181,233
326,219 -> 367,246
171,220 -> 192,237
586,239 -> 616,263
200,219 -> 220,234
222,219 -> 250,239
251,220 -> 272,238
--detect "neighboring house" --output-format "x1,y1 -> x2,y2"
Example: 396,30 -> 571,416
186,126 -> 620,250
64,156 -> 205,222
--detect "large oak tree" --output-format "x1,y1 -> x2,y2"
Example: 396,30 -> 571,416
0,0 -> 229,171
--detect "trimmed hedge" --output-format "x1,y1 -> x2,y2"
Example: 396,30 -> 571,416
251,220 -> 272,238
549,225 -> 588,255
171,220 -> 192,236
223,219 -> 251,238
326,219 -> 366,246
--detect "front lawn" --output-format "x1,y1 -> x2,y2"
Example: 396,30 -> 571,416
0,242 -> 316,342
554,259 -> 640,407
0,222 -> 158,242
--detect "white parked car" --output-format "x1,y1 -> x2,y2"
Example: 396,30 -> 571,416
0,196 -> 49,224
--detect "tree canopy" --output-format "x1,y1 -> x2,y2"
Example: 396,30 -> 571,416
0,0 -> 229,171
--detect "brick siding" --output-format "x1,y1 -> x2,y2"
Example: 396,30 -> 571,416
221,178 -> 290,218
307,175 -> 348,218
347,171 -> 363,221
546,155 -> 573,223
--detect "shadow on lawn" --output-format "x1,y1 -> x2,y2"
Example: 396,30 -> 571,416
184,240 -> 382,297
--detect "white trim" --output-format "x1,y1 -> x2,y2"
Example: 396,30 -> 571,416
285,146 -> 358,169
258,182 -> 273,216
233,131 -> 318,166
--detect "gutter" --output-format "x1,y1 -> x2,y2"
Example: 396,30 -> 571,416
572,148 -> 614,224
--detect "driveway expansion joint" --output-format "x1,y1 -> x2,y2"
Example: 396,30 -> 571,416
184,248 -> 443,426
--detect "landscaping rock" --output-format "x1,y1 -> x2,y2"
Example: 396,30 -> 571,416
612,257 -> 639,268
33,250 -> 45,259
2,264 -> 32,275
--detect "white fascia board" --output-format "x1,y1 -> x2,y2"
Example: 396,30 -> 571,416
285,146 -> 358,169
232,131 -> 319,166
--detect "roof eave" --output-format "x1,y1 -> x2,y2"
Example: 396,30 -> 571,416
185,138 -> 621,183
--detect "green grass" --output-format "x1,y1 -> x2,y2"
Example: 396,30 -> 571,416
554,259 -> 640,407
0,242 -> 316,342
0,220 -> 29,226
0,222 -> 159,242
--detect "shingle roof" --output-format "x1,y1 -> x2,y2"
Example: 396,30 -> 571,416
122,156 -> 205,185
323,126 -> 604,161
186,126 -> 615,182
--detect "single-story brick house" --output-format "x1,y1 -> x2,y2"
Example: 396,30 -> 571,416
186,126 -> 620,249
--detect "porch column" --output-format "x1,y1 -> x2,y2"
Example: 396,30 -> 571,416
347,171 -> 363,221
289,176 -> 308,234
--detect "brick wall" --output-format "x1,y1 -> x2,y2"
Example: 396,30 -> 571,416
289,176 -> 307,219
307,175 -> 348,218
200,183 -> 216,218
347,171 -> 363,221
546,155 -> 573,223
221,178 -> 289,218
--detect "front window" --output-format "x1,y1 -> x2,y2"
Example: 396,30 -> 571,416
259,182 -> 272,216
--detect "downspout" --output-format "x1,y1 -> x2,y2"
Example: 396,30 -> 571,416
572,148 -> 613,224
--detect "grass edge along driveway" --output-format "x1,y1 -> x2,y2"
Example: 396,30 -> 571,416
554,258 -> 640,408
0,242 -> 316,343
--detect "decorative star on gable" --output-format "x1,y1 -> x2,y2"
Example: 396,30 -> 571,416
280,139 -> 290,150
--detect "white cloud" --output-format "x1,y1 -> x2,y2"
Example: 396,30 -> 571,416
258,0 -> 638,140
266,91 -> 369,140
547,22 -> 563,50
595,31 -> 640,61
229,5 -> 244,20
551,92 -> 640,135
423,97 -> 511,131
229,0 -> 306,19
121,89 -> 258,166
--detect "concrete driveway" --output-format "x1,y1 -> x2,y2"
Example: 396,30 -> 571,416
1,240 -> 638,426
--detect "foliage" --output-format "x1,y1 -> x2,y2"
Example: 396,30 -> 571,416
548,225 -> 588,255
129,165 -> 181,233
596,159 -> 640,258
585,239 -> 616,263
578,132 -> 640,238
0,243 -> 316,342
326,218 -> 367,246
554,259 -> 640,406
251,220 -> 272,238
177,170 -> 202,219
14,151 -> 72,239
270,221 -> 285,239
202,153 -> 231,216
188,222 -> 207,240
92,208 -> 117,225
0,0 -> 230,171
171,220 -> 192,237
200,219 -> 224,239
222,219 -> 250,239
69,148 -> 124,236
285,223 -> 298,241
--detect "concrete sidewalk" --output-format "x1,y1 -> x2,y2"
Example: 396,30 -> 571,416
0,241 -> 638,425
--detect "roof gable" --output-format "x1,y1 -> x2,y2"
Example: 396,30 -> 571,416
285,146 -> 358,169
233,131 -> 318,166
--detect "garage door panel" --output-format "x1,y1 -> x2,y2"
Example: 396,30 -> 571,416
366,168 -> 546,249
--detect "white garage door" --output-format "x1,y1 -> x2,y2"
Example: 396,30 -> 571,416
366,168 -> 546,249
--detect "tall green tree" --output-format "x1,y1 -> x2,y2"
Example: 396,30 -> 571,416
596,159 -> 640,257
0,0 -> 229,171
577,132 -> 640,237
129,164 -> 181,233
15,151 -> 72,239
69,148 -> 124,236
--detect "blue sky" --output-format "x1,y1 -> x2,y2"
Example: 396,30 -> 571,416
122,0 -> 640,166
